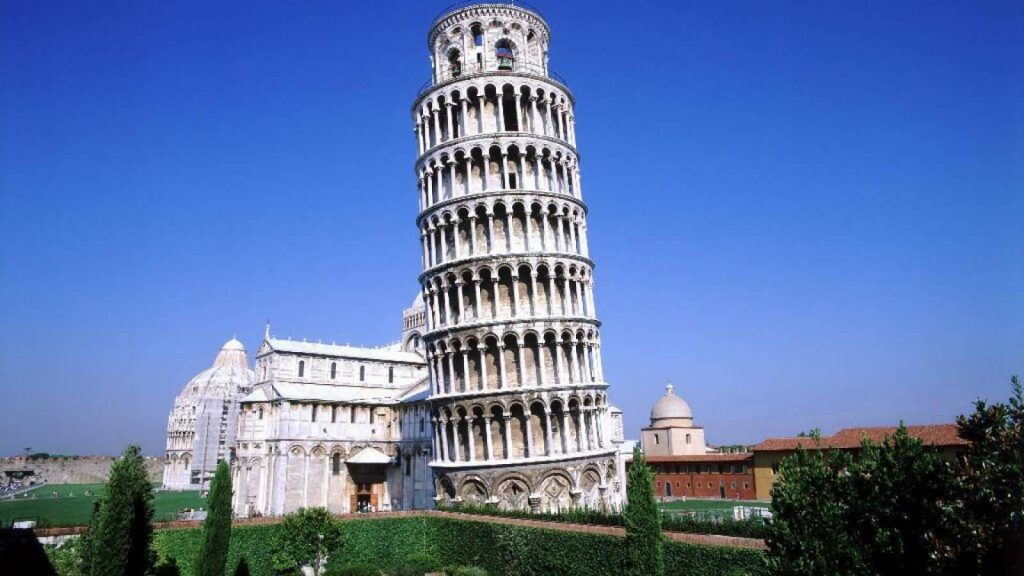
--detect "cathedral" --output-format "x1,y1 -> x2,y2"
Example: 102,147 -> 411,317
164,2 -> 627,516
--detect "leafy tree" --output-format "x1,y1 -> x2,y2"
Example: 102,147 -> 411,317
952,375 -> 1024,573
767,426 -> 962,575
196,460 -> 232,576
231,558 -> 250,576
89,445 -> 155,576
796,428 -> 821,439
270,508 -> 342,576
622,447 -> 664,576
45,538 -> 86,576
79,500 -> 101,576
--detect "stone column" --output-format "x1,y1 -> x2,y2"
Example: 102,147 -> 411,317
499,153 -> 509,189
476,95 -> 486,134
559,411 -> 569,453
432,107 -> 441,146
425,170 -> 433,204
529,97 -> 538,134
467,216 -> 477,255
533,155 -> 542,189
455,281 -> 465,324
496,94 -> 505,132
452,218 -> 461,260
575,279 -> 585,316
438,224 -> 448,264
473,279 -> 483,320
497,344 -> 507,389
524,414 -> 534,458
483,416 -> 494,460
543,411 -> 554,455
546,99 -> 555,137
462,156 -> 472,196
502,415 -> 512,459
529,273 -> 539,315
536,341 -> 546,386
451,419 -> 461,462
482,155 -> 490,191
466,416 -> 476,461
446,103 -> 456,141
553,104 -> 562,139
512,93 -> 522,131
509,275 -> 520,317
446,352 -> 456,394
461,349 -> 470,392
523,206 -> 532,250
477,343 -> 488,389
420,232 -> 429,269
568,218 -> 578,254
440,287 -> 450,326
433,418 -> 443,459
416,122 -> 424,154
582,344 -> 593,383
551,340 -> 561,385
448,160 -> 457,200
460,98 -> 469,136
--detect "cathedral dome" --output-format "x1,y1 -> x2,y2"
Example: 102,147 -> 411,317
221,337 -> 245,351
650,383 -> 693,421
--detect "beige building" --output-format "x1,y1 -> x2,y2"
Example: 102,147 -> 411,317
640,384 -> 708,457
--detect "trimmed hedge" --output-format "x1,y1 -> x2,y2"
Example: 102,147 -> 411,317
153,516 -> 766,576
438,501 -> 769,539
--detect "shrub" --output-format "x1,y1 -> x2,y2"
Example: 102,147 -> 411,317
392,552 -> 440,576
623,447 -> 664,576
270,508 -> 342,576
326,564 -> 380,576
90,444 -> 155,576
196,460 -> 232,576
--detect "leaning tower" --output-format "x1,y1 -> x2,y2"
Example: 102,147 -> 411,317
413,2 -> 622,512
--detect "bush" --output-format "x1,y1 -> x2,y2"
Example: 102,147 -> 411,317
326,564 -> 380,576
154,515 -> 766,576
392,552 -> 440,576
438,500 -> 768,539
441,566 -> 488,576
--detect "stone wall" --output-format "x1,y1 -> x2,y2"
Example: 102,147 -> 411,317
0,455 -> 164,485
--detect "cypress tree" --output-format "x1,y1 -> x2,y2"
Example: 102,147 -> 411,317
197,460 -> 233,576
90,445 -> 155,576
623,446 -> 664,576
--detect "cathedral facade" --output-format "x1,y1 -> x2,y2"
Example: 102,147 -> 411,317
164,2 -> 626,516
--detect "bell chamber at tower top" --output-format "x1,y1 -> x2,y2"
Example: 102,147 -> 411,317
423,3 -> 557,89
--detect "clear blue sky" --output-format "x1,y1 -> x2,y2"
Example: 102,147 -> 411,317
1,1 -> 1020,456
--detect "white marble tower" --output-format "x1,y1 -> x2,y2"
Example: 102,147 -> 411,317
413,2 -> 623,511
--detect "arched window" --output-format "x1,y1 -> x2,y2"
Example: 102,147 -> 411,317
330,362 -> 337,379
448,49 -> 462,78
257,407 -> 264,420
311,405 -> 317,422
298,360 -> 305,377
388,366 -> 394,383
495,39 -> 514,71
471,24 -> 483,46
685,433 -> 691,444
359,366 -> 365,381
332,453 -> 341,475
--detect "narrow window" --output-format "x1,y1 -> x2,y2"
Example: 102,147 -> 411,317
350,406 -> 356,423
388,366 -> 394,383
257,407 -> 264,420
359,366 -> 365,381
405,455 -> 412,476
331,406 -> 337,423
330,362 -> 337,379
730,482 -> 737,490
311,405 -> 316,422
298,360 -> 305,377
743,482 -> 749,490
369,409 -> 375,424
420,418 -> 424,433
653,434 -> 660,445
686,433 -> 691,444
471,24 -> 483,47
332,453 -> 341,475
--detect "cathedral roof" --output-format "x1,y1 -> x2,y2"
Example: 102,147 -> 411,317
650,383 -> 693,421
262,337 -> 425,364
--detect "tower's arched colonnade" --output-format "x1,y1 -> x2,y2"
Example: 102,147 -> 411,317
415,3 -> 623,511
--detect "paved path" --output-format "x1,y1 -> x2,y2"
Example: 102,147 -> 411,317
34,509 -> 766,551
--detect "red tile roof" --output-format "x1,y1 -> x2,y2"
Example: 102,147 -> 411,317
645,453 -> 753,463
752,424 -> 967,452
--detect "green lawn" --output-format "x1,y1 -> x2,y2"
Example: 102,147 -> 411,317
0,483 -> 205,527
659,498 -> 768,513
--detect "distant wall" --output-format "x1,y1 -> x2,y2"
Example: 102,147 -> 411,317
0,455 -> 164,484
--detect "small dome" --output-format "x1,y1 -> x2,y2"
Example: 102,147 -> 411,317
410,293 -> 425,309
221,337 -> 245,351
650,383 -> 693,421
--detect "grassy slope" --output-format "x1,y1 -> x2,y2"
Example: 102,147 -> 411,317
0,482 -> 205,526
